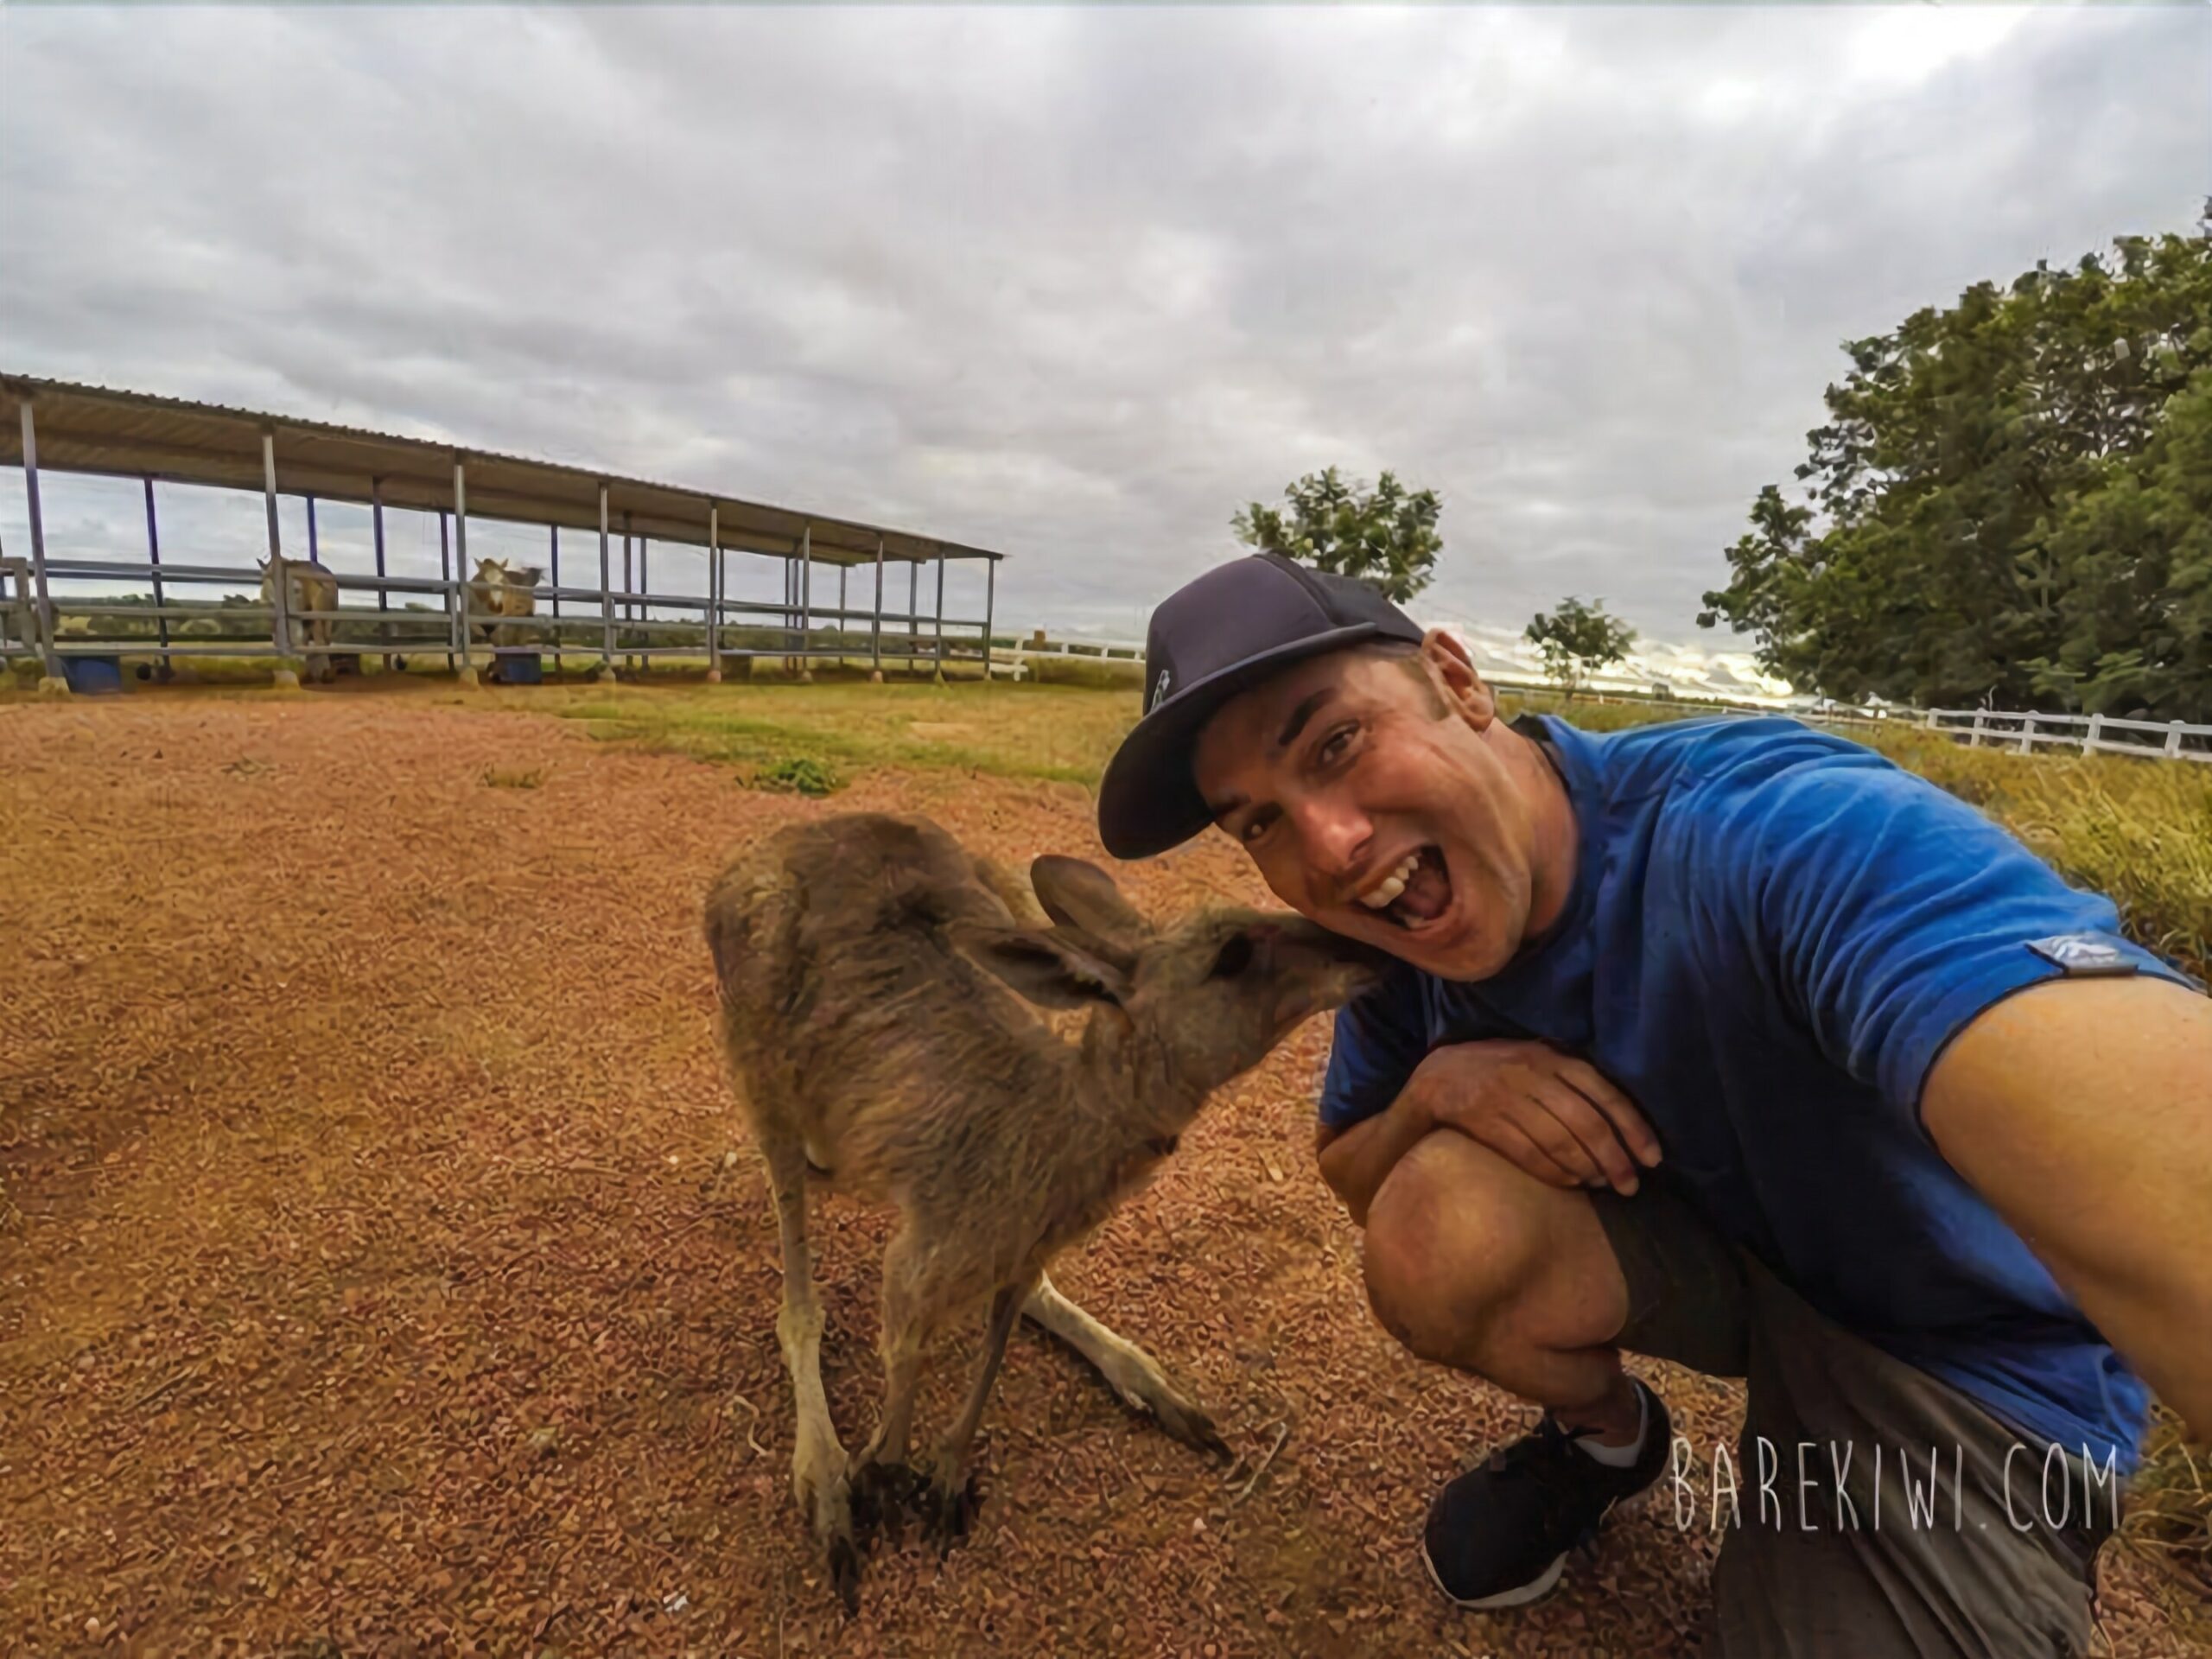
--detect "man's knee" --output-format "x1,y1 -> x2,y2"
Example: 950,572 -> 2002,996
1363,1131 -> 1541,1367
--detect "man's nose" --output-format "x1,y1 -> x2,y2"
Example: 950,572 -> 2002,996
1291,793 -> 1374,894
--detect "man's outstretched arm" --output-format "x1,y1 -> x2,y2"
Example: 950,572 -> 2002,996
1923,975 -> 2212,1434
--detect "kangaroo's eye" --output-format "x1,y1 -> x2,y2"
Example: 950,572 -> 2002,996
1210,935 -> 1255,980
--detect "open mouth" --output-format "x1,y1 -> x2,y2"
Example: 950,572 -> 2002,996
1355,844 -> 1453,932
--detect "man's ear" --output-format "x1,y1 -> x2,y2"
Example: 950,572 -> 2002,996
1029,855 -> 1154,947
1421,627 -> 1495,731
947,923 -> 1134,1011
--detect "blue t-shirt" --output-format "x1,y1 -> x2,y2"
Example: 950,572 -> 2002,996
1321,715 -> 2197,1468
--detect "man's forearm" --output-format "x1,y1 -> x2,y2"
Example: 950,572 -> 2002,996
1924,976 -> 2212,1433
1317,1094 -> 1438,1228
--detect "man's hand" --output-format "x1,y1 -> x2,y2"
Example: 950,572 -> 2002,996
1407,1040 -> 1661,1196
1317,1039 -> 1659,1227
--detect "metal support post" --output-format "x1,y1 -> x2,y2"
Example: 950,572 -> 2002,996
983,557 -> 996,681
933,553 -> 946,680
372,480 -> 391,672
263,431 -> 293,683
453,459 -> 474,682
597,485 -> 615,678
143,478 -> 172,679
870,534 -> 885,682
798,524 -> 813,681
708,506 -> 725,690
16,401 -> 60,683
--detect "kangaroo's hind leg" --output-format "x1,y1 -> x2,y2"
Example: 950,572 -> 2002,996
919,1276 -> 1030,1551
759,1122 -> 861,1611
849,1220 -> 932,1539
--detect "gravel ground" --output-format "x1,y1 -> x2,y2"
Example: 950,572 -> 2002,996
1,697 -> 2200,1657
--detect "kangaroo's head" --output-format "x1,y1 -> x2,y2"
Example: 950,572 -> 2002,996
952,855 -> 1386,1099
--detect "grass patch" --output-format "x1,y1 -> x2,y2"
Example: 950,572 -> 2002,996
757,755 -> 841,798
480,765 -> 546,790
539,679 -> 1135,789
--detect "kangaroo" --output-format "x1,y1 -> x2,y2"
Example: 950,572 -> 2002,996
257,556 -> 339,683
467,558 -> 543,683
704,812 -> 1381,1611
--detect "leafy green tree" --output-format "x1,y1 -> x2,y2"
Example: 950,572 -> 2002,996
1526,596 -> 1637,698
1700,213 -> 2212,721
1233,467 -> 1442,603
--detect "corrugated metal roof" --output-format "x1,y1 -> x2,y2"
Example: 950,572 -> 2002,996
0,374 -> 1003,567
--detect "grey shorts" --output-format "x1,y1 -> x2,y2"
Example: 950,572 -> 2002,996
1592,1184 -> 2118,1659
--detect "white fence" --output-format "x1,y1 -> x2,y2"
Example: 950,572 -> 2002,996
987,631 -> 2210,767
1923,707 -> 2210,764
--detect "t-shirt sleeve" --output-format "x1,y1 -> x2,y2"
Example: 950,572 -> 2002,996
1688,730 -> 2201,1120
1319,961 -> 1432,1133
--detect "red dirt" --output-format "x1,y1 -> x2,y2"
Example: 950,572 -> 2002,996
1,698 -> 2200,1657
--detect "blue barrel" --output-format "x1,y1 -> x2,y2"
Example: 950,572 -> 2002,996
496,652 -> 543,685
63,655 -> 125,696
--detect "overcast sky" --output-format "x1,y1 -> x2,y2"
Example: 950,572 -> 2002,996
3,5 -> 2206,643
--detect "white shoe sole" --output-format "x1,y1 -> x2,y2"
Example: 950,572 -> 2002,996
1421,1488 -> 1643,1611
1422,1541 -> 1567,1610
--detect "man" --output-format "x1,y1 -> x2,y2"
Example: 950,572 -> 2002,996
1096,553 -> 2212,1656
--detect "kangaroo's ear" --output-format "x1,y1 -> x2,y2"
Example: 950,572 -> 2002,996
515,566 -> 544,587
1029,855 -> 1154,946
947,923 -> 1132,1010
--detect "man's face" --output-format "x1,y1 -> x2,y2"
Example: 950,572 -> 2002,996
1190,639 -> 1539,980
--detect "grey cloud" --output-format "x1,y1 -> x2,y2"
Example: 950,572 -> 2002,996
3,5 -> 2206,646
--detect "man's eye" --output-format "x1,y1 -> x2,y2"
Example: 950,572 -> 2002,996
1241,813 -> 1275,845
1319,724 -> 1358,765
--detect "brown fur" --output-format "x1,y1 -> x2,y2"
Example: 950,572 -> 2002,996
257,558 -> 339,683
467,558 -> 542,683
704,811 -> 1381,1609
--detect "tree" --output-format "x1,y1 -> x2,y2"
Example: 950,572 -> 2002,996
1526,596 -> 1637,698
1699,213 -> 2212,721
1233,467 -> 1442,603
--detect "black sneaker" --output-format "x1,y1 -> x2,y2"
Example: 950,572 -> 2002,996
1421,1381 -> 1670,1609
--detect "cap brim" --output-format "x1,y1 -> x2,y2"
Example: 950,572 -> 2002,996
1096,621 -> 1392,860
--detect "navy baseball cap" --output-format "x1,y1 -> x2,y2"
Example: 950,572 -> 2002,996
1096,553 -> 1425,859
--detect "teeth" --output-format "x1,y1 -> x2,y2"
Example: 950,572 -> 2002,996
1359,877 -> 1404,909
1357,850 -> 1425,909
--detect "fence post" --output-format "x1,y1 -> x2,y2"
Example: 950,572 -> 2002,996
452,459 -> 475,686
2168,721 -> 2186,759
1923,709 -> 1937,732
2016,713 -> 2035,755
262,430 -> 297,689
16,399 -> 64,689
932,552 -> 946,683
143,477 -> 173,680
983,557 -> 996,680
706,504 -> 721,684
798,524 -> 814,683
597,485 -> 615,682
870,535 -> 885,682
2084,713 -> 2103,756
372,478 -> 391,673
1969,709 -> 1986,749
437,510 -> 454,672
